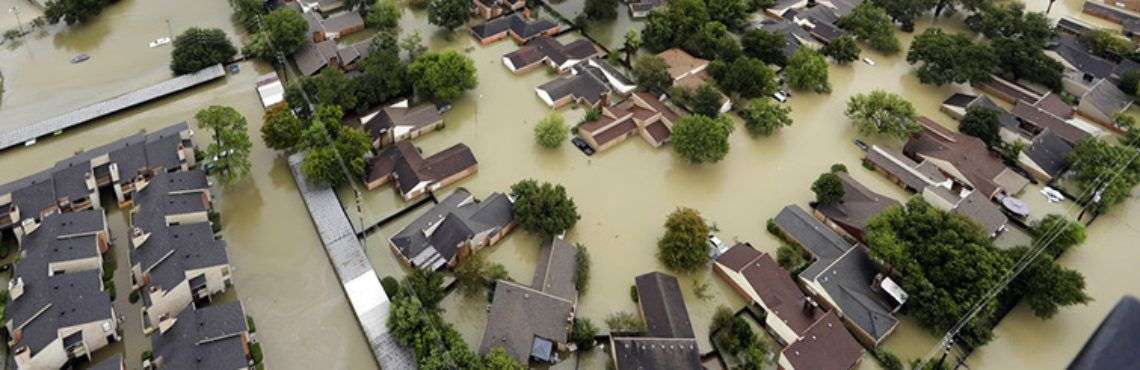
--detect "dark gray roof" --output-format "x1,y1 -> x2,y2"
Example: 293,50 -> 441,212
109,135 -> 150,181
506,36 -> 600,70
1056,17 -> 1093,37
89,354 -> 125,370
11,172 -> 58,219
294,39 -> 338,76
1025,130 -> 1074,178
129,171 -> 227,291
864,145 -> 947,192
800,245 -> 899,343
1012,100 -> 1090,145
531,237 -> 579,300
809,18 -> 847,43
6,269 -> 112,358
1068,295 -> 1140,370
1052,35 -> 1116,80
151,302 -> 250,370
773,205 -> 852,261
537,64 -> 612,105
611,336 -> 701,370
1082,79 -> 1133,119
366,141 -> 477,197
952,190 -> 1008,236
51,159 -> 93,202
471,14 -> 558,41
389,189 -> 514,269
144,122 -> 193,172
635,272 -> 695,339
759,20 -> 807,59
478,280 -> 573,364
942,93 -> 977,109
814,172 -> 900,237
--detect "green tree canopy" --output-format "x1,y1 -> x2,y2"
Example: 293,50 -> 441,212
511,180 -> 581,236
1119,69 -> 1140,96
454,252 -> 509,297
1068,138 -> 1140,215
260,106 -> 307,151
706,0 -> 749,30
711,57 -> 777,99
1004,246 -> 1091,319
657,207 -> 710,272
633,55 -> 673,93
480,347 -> 524,370
671,114 -> 734,164
367,0 -> 403,30
299,106 -> 372,185
195,106 -> 252,186
569,318 -> 599,350
742,28 -> 788,66
428,0 -> 469,31
785,49 -> 831,93
534,112 -> 568,149
965,3 -> 1053,47
1031,214 -> 1087,257
836,2 -> 900,54
960,106 -> 1002,148
170,28 -> 237,75
1084,28 -> 1133,58
640,0 -> 710,53
247,8 -> 309,59
584,0 -> 619,20
845,90 -> 919,139
229,0 -> 268,32
993,37 -> 1063,91
811,172 -> 845,205
871,0 -> 936,32
44,0 -> 115,25
408,51 -> 478,101
907,28 -> 996,86
739,98 -> 792,137
286,68 -> 359,114
821,35 -> 861,65
353,32 -> 410,111
687,84 -> 727,117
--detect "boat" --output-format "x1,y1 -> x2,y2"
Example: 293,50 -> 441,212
863,57 -> 876,66
148,37 -> 171,48
70,54 -> 90,63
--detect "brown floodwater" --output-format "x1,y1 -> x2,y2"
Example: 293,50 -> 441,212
2,0 -> 1139,369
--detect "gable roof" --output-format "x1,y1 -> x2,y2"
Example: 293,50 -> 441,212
294,39 -> 339,76
388,189 -> 513,270
1024,129 -> 1075,179
814,172 -> 900,237
365,141 -> 478,196
635,272 -> 695,339
773,205 -> 852,261
1081,79 -> 1133,120
610,336 -> 702,370
656,48 -> 709,80
479,280 -> 574,364
1011,100 -> 1090,146
864,145 -> 948,192
504,36 -> 601,71
1052,35 -> 1116,80
535,64 -> 612,106
800,245 -> 899,344
362,103 -> 442,140
470,14 -> 558,41
904,117 -> 1026,198
716,244 -> 827,337
1068,295 -> 1140,370
532,237 -> 579,300
151,302 -> 250,370
780,312 -> 865,370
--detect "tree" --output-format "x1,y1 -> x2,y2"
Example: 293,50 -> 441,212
170,28 -> 237,75
428,0 -> 468,32
353,33 -> 410,111
511,180 -> 580,236
247,8 -> 309,59
406,269 -> 446,310
230,0 -> 268,32
633,55 -> 672,93
785,49 -> 831,93
993,37 -> 1063,91
367,0 -> 402,30
739,98 -> 791,136
1068,138 -> 1140,215
821,35 -> 860,65
584,0 -> 619,20
689,21 -> 742,60
1084,29 -> 1133,59
261,106 -> 306,151
575,244 -> 591,293
706,0 -> 749,30
288,68 -> 359,113
534,112 -> 568,148
44,0 -> 114,25
959,106 -> 1002,148
713,57 -> 777,98
454,252 -> 509,297
569,318 -> 599,350
640,0 -> 710,53
688,84 -> 726,117
299,106 -> 372,185
965,3 -> 1053,46
907,28 -> 996,86
845,90 -> 919,139
401,31 -> 429,61
657,207 -> 710,272
408,51 -> 478,101
671,115 -> 733,164
387,294 -> 437,353
836,2 -> 900,53
481,347 -> 524,370
195,106 -> 252,186
871,0 -> 936,32
865,198 -> 1012,345
1119,69 -> 1140,96
812,172 -> 845,205
1031,214 -> 1087,257
742,28 -> 788,66
606,311 -> 647,333
622,30 -> 641,65
1004,247 -> 1091,319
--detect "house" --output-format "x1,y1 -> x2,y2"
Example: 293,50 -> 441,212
628,0 -> 665,18
502,36 -> 602,74
975,75 -> 1044,105
588,59 -> 638,95
5,211 -> 118,369
715,243 -> 864,370
758,19 -> 819,59
812,172 -> 900,242
657,48 -> 732,113
472,0 -> 525,20
1057,17 -> 1095,37
1046,35 -> 1118,98
150,302 -> 252,370
609,272 -> 702,370
304,10 -> 365,42
772,205 -> 904,347
535,63 -> 614,109
1083,1 -> 1140,27
863,146 -> 1010,237
1067,295 -> 1140,370
904,117 -> 1030,199
363,141 -> 479,199
388,189 -> 515,270
470,14 -> 559,45
577,92 -> 683,152
361,101 -> 444,148
479,237 -> 577,365
256,73 -> 286,110
1076,79 -> 1134,131
128,171 -> 233,333
767,0 -> 809,17
294,39 -> 341,76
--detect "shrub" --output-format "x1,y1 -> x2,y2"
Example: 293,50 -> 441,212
630,285 -> 639,302
534,112 -> 569,148
575,244 -> 591,293
570,318 -> 599,350
606,311 -> 647,333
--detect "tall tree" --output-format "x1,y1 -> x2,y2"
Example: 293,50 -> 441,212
1003,247 -> 1091,319
44,0 -> 115,25
481,347 -> 525,369
836,2 -> 900,54
871,0 -> 936,32
622,30 -> 642,65
785,49 -> 831,93
261,106 -> 307,151
712,57 -> 777,98
170,28 -> 238,75
993,37 -> 1062,91
812,172 -> 845,205
640,0 -> 710,52
959,106 -> 1002,148
367,0 -> 403,30
1083,29 -> 1133,59
741,28 -> 788,66
408,51 -> 478,101
706,0 -> 749,30
400,31 -> 429,61
534,112 -> 569,148
584,0 -> 619,20
687,84 -> 727,118
1068,139 -> 1140,215
657,207 -> 711,272
845,90 -> 919,139
353,32 -> 410,111
739,98 -> 792,137
195,106 -> 253,186
633,55 -> 673,93
246,8 -> 309,59
671,114 -> 734,163
288,68 -> 359,113
1031,214 -> 1087,256
511,180 -> 580,236
230,0 -> 268,32
821,35 -> 861,65
428,0 -> 469,32
907,28 -> 996,86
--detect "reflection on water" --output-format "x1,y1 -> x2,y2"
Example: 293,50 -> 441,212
1,0 -> 1139,369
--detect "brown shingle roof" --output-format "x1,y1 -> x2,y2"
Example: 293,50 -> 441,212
815,172 -> 900,238
656,48 -> 709,81
716,244 -> 826,337
781,312 -> 864,370
904,117 -> 1022,198
1011,100 -> 1089,146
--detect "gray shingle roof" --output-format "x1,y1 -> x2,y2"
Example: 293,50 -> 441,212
814,172 -> 900,239
636,272 -> 695,339
389,189 -> 514,269
89,354 -> 125,370
773,205 -> 852,261
610,337 -> 702,370
800,245 -> 899,344
531,237 -> 579,300
5,270 -> 113,358
151,302 -> 249,370
1068,295 -> 1140,370
536,64 -> 612,105
362,103 -> 443,140
1082,79 -> 1133,120
470,14 -> 558,41
1052,35 -> 1116,80
1024,130 -> 1074,178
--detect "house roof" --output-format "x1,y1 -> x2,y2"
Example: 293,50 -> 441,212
151,302 -> 250,370
470,14 -> 558,41
532,237 -> 580,300
1035,92 -> 1075,119
951,190 -> 1009,236
322,11 -> 364,34
610,336 -> 702,370
1052,35 -> 1116,80
904,117 -> 1026,198
89,354 -> 125,370
656,48 -> 709,81
294,39 -> 339,76
780,312 -> 865,370
1056,17 -> 1094,37
635,272 -> 695,339
365,141 -> 478,196
716,244 -> 827,337
1012,100 -> 1090,145
478,280 -> 574,364
942,93 -> 977,109
815,172 -> 900,237
18,210 -> 105,268
773,205 -> 852,261
864,145 -> 947,192
535,64 -> 612,106
1082,79 -> 1133,120
808,18 -> 847,43
5,270 -> 113,358
505,36 -> 600,70
800,245 -> 900,344
389,189 -> 514,269
362,103 -> 443,140
1068,295 -> 1140,370
1024,129 -> 1074,178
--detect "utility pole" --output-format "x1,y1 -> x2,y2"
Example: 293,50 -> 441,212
1047,0 -> 1056,14
9,6 -> 23,34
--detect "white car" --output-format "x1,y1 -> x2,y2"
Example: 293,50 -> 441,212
863,57 -> 876,66
773,91 -> 788,102
1040,187 -> 1065,203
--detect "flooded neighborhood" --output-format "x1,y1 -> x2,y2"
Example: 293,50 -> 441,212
1,0 -> 1139,369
